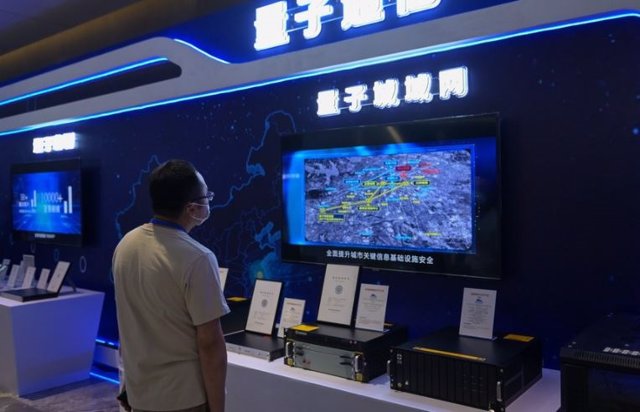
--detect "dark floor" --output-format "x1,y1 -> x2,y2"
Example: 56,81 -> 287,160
0,370 -> 120,412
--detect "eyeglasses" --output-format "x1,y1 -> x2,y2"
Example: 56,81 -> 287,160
190,191 -> 215,203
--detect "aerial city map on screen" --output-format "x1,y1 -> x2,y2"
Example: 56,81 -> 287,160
303,146 -> 474,252
281,114 -> 500,277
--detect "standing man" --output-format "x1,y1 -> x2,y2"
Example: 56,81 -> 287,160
113,159 -> 229,412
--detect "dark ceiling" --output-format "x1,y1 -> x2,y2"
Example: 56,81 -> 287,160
0,0 -> 144,56
0,0 -> 246,86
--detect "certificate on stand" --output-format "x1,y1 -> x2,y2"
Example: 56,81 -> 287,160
277,298 -> 305,338
459,288 -> 497,339
317,264 -> 359,326
218,267 -> 229,291
21,266 -> 36,288
245,279 -> 282,335
355,284 -> 389,332
36,268 -> 51,290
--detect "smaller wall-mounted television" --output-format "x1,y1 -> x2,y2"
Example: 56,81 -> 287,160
281,114 -> 501,279
11,159 -> 83,246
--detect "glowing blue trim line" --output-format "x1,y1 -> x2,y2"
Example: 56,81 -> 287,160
172,39 -> 231,64
1,11 -> 638,137
0,57 -> 169,108
297,11 -> 640,77
96,338 -> 119,347
90,372 -> 120,385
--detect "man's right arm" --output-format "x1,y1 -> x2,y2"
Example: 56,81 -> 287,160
196,318 -> 227,412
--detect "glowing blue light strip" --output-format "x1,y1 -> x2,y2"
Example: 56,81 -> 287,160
96,337 -> 119,347
0,57 -> 169,108
1,11 -> 638,137
298,11 -> 640,77
90,372 -> 120,385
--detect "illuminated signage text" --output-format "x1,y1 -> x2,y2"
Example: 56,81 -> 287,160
33,132 -> 77,154
317,66 -> 468,117
255,0 -> 442,50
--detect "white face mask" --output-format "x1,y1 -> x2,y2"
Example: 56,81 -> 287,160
189,203 -> 210,225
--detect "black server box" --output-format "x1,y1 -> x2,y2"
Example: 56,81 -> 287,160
389,327 -> 542,411
285,323 -> 407,382
560,313 -> 640,412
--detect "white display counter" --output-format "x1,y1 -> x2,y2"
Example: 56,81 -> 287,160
0,287 -> 104,395
227,351 -> 560,412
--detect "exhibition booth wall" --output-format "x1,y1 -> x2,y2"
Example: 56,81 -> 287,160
0,0 -> 638,370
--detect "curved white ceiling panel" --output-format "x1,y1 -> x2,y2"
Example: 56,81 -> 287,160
0,0 -> 637,136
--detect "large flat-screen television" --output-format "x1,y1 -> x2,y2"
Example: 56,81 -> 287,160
11,159 -> 83,246
281,114 -> 501,279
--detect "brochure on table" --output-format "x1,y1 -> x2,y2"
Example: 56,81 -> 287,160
47,261 -> 71,293
14,261 -> 26,287
36,268 -> 51,290
17,254 -> 35,286
0,259 -> 9,283
277,298 -> 305,338
5,265 -> 20,289
317,264 -> 359,326
22,255 -> 35,267
218,267 -> 229,291
245,279 -> 282,335
459,287 -> 497,339
355,283 -> 389,332
21,266 -> 36,289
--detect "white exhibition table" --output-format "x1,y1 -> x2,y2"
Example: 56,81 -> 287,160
227,351 -> 560,412
0,287 -> 104,395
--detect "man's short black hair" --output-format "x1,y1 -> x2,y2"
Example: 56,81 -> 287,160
149,159 -> 202,218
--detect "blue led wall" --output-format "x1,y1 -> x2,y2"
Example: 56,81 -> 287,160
1,16 -> 639,369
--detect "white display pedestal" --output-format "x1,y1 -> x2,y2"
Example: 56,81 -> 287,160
0,287 -> 104,395
227,351 -> 560,412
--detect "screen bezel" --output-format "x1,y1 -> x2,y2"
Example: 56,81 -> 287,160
10,158 -> 83,247
280,114 -> 501,279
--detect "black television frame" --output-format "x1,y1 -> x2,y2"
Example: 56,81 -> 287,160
280,113 -> 501,279
10,158 -> 84,247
